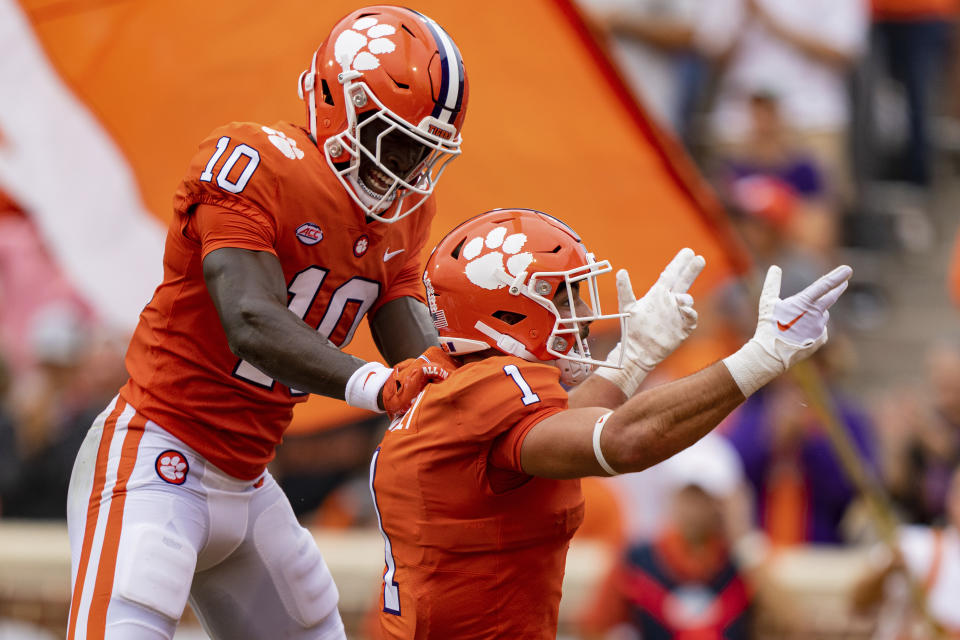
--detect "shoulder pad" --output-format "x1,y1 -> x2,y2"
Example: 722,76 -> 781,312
173,122 -> 313,220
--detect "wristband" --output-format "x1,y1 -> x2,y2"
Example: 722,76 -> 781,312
344,362 -> 391,412
592,411 -> 618,476
593,343 -> 650,397
721,340 -> 782,398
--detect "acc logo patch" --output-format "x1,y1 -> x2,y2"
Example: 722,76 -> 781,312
156,450 -> 189,485
296,222 -> 323,245
354,235 -> 369,257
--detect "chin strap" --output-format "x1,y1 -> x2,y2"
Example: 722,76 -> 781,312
472,321 -> 595,386
473,321 -> 539,361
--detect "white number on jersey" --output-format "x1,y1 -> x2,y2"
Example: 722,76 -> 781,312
233,267 -> 381,392
199,135 -> 260,194
369,447 -> 401,615
503,364 -> 541,406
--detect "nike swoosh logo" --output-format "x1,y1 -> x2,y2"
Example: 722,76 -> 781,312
362,371 -> 377,388
383,248 -> 405,262
777,311 -> 807,332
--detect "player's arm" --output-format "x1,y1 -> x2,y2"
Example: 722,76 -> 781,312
203,247 -> 367,401
204,247 -> 446,413
369,297 -> 438,366
522,264 -> 852,479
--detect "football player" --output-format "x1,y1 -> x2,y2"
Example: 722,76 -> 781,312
370,208 -> 852,639
66,6 -> 466,640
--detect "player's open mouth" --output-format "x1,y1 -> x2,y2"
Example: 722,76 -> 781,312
361,165 -> 395,195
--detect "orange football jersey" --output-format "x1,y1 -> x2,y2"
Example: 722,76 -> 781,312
121,121 -> 434,480
370,350 -> 584,639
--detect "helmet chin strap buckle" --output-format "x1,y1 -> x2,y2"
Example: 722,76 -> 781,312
337,69 -> 363,85
500,270 -> 528,296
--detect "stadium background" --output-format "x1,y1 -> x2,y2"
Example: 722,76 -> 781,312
1,0 -> 959,638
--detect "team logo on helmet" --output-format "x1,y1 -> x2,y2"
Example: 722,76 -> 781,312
155,450 -> 189,485
335,16 -> 398,72
296,222 -> 323,245
261,126 -> 304,160
462,227 -> 532,290
354,235 -> 370,257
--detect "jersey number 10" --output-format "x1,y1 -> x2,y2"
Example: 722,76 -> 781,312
233,266 -> 380,393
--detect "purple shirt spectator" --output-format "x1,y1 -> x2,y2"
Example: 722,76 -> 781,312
725,155 -> 825,200
723,385 -> 877,544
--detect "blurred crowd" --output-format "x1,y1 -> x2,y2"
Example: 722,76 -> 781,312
3,0 -> 960,638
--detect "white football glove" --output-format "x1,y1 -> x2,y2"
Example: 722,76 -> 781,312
723,264 -> 853,397
595,248 -> 706,396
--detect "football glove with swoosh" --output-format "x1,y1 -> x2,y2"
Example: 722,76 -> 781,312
595,247 -> 705,396
723,264 -> 852,397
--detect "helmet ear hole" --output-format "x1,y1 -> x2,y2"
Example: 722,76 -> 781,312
450,238 -> 466,260
320,79 -> 335,106
492,311 -> 526,326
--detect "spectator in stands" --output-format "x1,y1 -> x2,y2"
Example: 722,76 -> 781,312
0,196 -> 94,378
578,0 -> 705,141
719,92 -> 828,202
695,0 -> 868,203
870,0 -> 958,186
727,174 -> 834,299
851,466 -> 960,636
0,354 -> 19,516
578,437 -> 754,639
1,305 -> 125,518
874,342 -> 960,525
724,362 -> 878,545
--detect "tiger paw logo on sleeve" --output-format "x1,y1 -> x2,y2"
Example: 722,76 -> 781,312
462,227 -> 533,290
261,126 -> 304,160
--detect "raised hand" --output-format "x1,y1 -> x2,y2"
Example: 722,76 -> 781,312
595,248 -> 706,397
723,264 -> 852,397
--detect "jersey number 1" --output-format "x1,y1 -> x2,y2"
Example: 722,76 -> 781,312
369,447 -> 401,615
504,364 -> 540,406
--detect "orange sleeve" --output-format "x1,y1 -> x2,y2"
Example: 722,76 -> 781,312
488,405 -> 565,473
444,357 -> 568,442
173,123 -> 284,260
192,203 -> 277,260
369,251 -> 426,315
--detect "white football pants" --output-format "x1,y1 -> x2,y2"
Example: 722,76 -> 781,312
66,396 -> 345,640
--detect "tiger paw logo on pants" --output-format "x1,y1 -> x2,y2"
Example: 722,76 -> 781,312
463,227 -> 533,290
156,450 -> 189,485
335,16 -> 398,71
